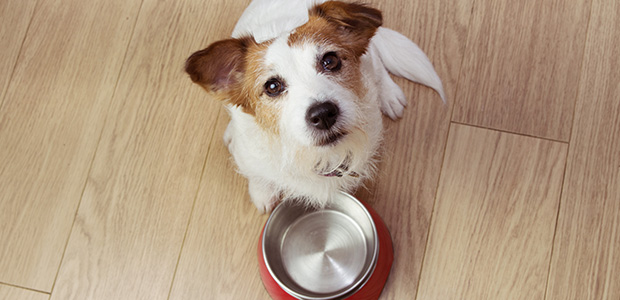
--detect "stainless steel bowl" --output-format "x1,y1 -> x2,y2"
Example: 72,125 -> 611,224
261,192 -> 379,300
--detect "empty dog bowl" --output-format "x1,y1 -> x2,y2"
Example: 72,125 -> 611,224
258,192 -> 393,300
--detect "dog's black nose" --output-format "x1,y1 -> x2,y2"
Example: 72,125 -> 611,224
306,101 -> 339,130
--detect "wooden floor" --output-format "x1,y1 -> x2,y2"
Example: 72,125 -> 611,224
1,0 -> 618,299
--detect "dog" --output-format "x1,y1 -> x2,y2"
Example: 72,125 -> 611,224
185,0 -> 445,212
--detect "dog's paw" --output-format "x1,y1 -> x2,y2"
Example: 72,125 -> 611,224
248,179 -> 278,214
254,200 -> 278,214
380,78 -> 407,120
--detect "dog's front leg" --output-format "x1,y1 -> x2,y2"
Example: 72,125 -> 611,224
248,178 -> 279,213
366,43 -> 407,120
377,65 -> 407,119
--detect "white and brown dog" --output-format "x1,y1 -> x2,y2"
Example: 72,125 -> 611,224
186,0 -> 445,212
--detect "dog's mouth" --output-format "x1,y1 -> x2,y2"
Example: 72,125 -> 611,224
316,130 -> 347,147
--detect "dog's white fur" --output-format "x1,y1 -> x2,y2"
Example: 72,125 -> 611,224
189,0 -> 444,212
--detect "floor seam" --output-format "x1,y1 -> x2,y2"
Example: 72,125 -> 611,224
451,121 -> 570,144
0,1 -> 40,111
542,1 -> 595,299
0,281 -> 50,295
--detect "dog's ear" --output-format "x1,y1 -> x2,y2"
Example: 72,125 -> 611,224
311,1 -> 383,56
185,37 -> 253,103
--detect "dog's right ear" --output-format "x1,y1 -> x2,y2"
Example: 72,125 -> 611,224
185,37 -> 252,95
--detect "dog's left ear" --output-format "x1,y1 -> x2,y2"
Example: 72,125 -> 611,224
311,1 -> 383,56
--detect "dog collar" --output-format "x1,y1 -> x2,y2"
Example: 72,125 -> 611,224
322,168 -> 360,178
316,152 -> 360,178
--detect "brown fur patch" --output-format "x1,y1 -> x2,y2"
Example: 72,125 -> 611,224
306,1 -> 382,57
242,43 -> 282,134
287,1 -> 381,100
288,16 -> 369,99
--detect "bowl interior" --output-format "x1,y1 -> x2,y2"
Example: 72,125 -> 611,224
262,192 -> 378,299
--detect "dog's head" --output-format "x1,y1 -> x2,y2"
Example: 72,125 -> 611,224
185,1 -> 382,148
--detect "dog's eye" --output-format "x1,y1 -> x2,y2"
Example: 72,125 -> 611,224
264,78 -> 285,97
321,52 -> 341,72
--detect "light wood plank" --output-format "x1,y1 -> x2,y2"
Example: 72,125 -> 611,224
453,0 -> 590,141
357,0 -> 473,298
0,0 -> 141,292
417,124 -> 567,299
0,284 -> 48,300
0,0 -> 36,104
166,1 -> 274,299
168,108 -> 270,299
546,0 -> 620,298
48,0 -> 230,299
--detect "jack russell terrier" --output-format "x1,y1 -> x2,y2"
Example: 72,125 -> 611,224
185,0 -> 445,212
